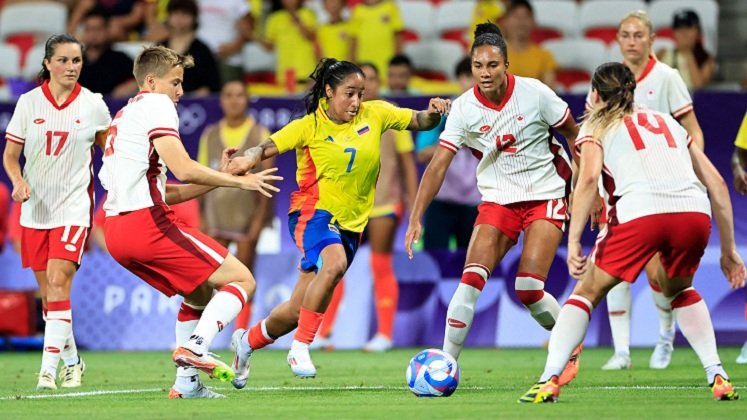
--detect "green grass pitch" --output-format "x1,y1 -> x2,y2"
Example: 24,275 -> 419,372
1,347 -> 744,419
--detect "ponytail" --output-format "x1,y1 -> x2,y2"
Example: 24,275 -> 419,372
582,62 -> 636,140
471,22 -> 508,62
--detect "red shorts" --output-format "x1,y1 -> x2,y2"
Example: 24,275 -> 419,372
21,226 -> 90,271
475,199 -> 567,242
104,204 -> 229,297
592,212 -> 710,282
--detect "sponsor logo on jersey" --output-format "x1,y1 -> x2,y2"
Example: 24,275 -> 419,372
64,244 -> 77,252
328,224 -> 340,234
75,118 -> 81,124
447,318 -> 466,328
33,118 -> 45,124
516,115 -> 526,126
479,125 -> 491,133
356,125 -> 370,136
325,135 -> 335,142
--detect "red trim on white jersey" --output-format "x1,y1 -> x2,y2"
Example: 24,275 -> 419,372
439,139 -> 459,154
472,73 -> 516,112
686,135 -> 694,148
6,133 -> 24,144
635,56 -> 657,83
148,127 -> 181,141
146,143 -> 165,207
41,81 -> 82,110
672,103 -> 694,118
551,107 -> 571,128
574,136 -> 602,154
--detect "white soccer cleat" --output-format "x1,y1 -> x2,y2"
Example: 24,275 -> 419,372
736,342 -> 747,365
59,357 -> 86,388
230,329 -> 252,389
602,353 -> 632,370
649,341 -> 674,369
362,333 -> 393,352
36,370 -> 57,390
169,382 -> 225,399
287,346 -> 317,378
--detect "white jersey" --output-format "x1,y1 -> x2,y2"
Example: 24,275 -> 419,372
99,92 -> 181,216
585,56 -> 693,118
576,108 -> 710,224
5,82 -> 111,229
439,74 -> 572,205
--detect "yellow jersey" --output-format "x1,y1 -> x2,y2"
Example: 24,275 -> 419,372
265,8 -> 318,84
271,99 -> 413,232
350,1 -> 403,79
317,20 -> 353,61
735,111 -> 747,150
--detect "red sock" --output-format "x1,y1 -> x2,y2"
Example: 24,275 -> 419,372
319,280 -> 344,339
371,252 -> 398,338
294,307 -> 324,344
234,302 -> 253,331
248,319 -> 274,350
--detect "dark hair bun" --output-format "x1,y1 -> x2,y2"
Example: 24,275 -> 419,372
474,22 -> 503,39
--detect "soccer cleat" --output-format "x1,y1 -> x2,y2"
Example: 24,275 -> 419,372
59,357 -> 86,388
172,347 -> 235,382
36,370 -> 57,390
168,383 -> 226,399
649,340 -> 673,369
518,375 -> 560,403
287,346 -> 317,378
601,353 -> 632,371
558,343 -> 583,386
230,329 -> 252,389
362,333 -> 393,352
736,341 -> 747,365
710,374 -> 739,401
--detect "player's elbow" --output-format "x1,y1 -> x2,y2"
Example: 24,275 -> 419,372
169,160 -> 198,183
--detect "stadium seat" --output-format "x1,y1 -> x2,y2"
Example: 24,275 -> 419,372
403,40 -> 464,80
649,0 -> 718,54
0,43 -> 22,79
0,1 -> 67,66
531,0 -> 578,43
21,44 -> 46,81
112,42 -> 151,60
400,0 -> 436,43
434,0 -> 474,50
542,39 -> 607,93
579,0 -> 647,45
242,42 -> 277,84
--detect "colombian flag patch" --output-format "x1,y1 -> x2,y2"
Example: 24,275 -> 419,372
356,125 -> 370,135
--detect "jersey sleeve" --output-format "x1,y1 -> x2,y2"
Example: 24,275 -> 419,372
574,122 -> 601,155
371,100 -> 412,131
389,2 -> 404,32
538,82 -> 571,128
393,130 -> 414,154
438,99 -> 467,154
301,8 -> 317,30
5,93 -> 29,145
735,112 -> 747,150
269,117 -> 309,154
145,95 -> 181,141
91,93 -> 112,133
264,12 -> 280,43
666,70 -> 694,118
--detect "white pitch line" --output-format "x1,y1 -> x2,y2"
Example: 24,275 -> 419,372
3,384 -> 743,400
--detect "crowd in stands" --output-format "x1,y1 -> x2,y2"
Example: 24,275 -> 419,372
0,0 -> 733,100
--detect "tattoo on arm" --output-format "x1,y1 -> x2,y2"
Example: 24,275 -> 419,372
415,110 -> 439,131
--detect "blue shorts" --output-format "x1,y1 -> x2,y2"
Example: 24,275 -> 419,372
288,209 -> 361,273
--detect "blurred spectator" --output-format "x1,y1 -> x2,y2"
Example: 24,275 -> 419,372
262,0 -> 318,90
733,111 -> 747,195
196,0 -> 254,83
68,0 -> 147,41
470,0 -> 507,42
350,0 -> 403,83
503,0 -> 557,88
383,54 -> 418,96
317,0 -> 352,61
0,183 -> 8,252
78,8 -> 139,97
657,9 -> 715,90
155,0 -> 220,96
415,57 -> 480,251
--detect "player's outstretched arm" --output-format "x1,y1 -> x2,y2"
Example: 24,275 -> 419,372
228,139 -> 280,175
407,98 -> 451,131
3,141 -> 31,202
690,146 -> 746,288
165,147 -> 241,204
405,147 -> 455,259
568,141 -> 603,280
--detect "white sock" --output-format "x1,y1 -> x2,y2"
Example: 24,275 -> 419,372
651,288 -> 675,342
61,331 -> 79,366
606,281 -> 631,356
516,272 -> 560,330
443,264 -> 489,359
175,301 -> 204,382
540,295 -> 593,382
189,284 -> 247,351
670,288 -> 723,383
41,301 -> 73,376
291,340 -> 310,352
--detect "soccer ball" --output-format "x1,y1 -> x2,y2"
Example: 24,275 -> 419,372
406,349 -> 460,397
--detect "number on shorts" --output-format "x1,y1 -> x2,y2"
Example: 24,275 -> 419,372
546,198 -> 567,220
623,113 -> 677,150
495,133 -> 517,153
344,147 -> 356,173
45,131 -> 69,156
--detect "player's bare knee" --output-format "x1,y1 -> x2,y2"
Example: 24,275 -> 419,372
321,258 -> 347,282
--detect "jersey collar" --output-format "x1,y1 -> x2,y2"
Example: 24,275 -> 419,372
635,55 -> 657,83
473,73 -> 515,112
41,80 -> 82,111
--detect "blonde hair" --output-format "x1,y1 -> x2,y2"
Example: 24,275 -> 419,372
133,45 -> 194,86
619,10 -> 653,35
581,63 -> 636,141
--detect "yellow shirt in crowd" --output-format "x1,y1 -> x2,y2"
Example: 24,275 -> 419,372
506,44 -> 557,81
265,8 -> 318,85
350,1 -> 403,79
317,20 -> 353,61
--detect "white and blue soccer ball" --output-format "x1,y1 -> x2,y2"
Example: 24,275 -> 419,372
406,349 -> 460,397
